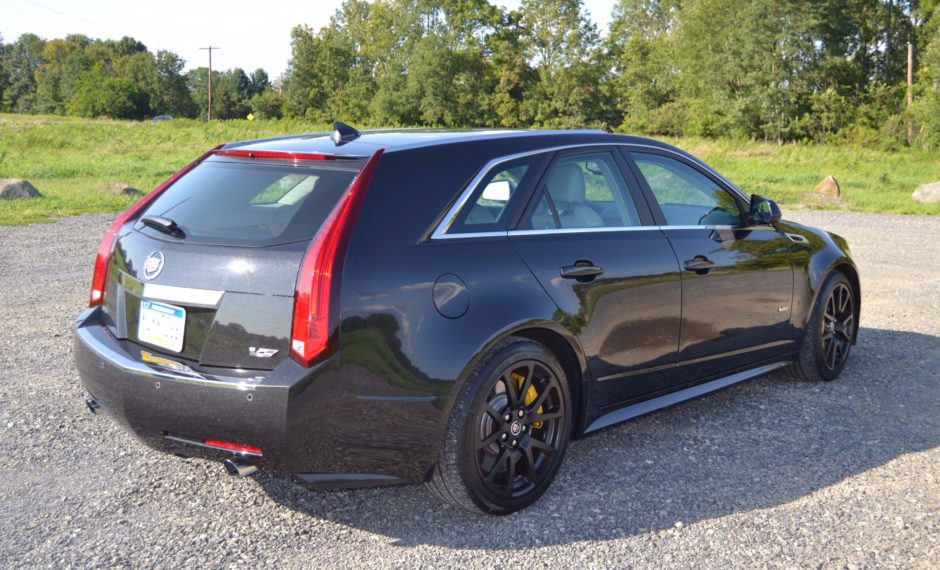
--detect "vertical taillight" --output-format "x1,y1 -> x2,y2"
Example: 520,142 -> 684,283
290,149 -> 385,367
88,148 -> 220,307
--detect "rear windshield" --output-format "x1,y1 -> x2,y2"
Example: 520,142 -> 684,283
137,158 -> 363,247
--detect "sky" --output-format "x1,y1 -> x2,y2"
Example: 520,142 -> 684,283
0,0 -> 616,80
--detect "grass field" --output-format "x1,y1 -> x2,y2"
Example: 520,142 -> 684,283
1,113 -> 938,225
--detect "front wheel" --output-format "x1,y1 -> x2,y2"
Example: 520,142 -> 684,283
427,337 -> 571,515
790,271 -> 856,382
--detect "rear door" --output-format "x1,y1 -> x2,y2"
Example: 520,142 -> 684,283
101,156 -> 364,372
508,147 -> 683,406
623,149 -> 795,382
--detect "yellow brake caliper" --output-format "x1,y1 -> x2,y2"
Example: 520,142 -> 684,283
511,371 -> 543,429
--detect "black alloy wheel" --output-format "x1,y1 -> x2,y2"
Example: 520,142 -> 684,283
820,282 -> 855,372
474,359 -> 565,500
428,337 -> 571,514
790,271 -> 856,382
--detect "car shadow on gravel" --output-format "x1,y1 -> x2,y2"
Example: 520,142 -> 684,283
255,327 -> 940,549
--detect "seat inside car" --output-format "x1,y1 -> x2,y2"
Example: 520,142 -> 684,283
546,164 -> 604,228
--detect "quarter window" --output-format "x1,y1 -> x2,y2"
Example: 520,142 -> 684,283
448,158 -> 534,233
630,153 -> 743,226
522,152 -> 641,230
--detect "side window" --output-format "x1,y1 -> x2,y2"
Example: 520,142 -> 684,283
522,152 -> 640,230
630,153 -> 743,226
449,158 -> 533,233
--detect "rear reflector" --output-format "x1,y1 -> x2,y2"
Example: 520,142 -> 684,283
89,146 -> 221,307
203,439 -> 263,456
213,149 -> 337,161
290,148 -> 385,367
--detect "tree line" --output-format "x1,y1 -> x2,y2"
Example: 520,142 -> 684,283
0,33 -> 273,120
3,0 -> 940,148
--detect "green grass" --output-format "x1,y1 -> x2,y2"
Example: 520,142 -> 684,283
0,114 -> 330,225
1,113 -> 938,225
665,136 -> 940,215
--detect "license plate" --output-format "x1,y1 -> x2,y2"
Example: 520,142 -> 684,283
138,300 -> 186,353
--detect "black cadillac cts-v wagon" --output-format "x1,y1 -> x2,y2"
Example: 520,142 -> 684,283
74,125 -> 859,514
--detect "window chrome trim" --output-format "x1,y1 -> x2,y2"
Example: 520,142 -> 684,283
431,230 -> 509,240
508,226 -> 661,237
429,142 -> 750,241
433,223 -> 780,241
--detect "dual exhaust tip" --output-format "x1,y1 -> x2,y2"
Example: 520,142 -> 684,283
223,458 -> 258,477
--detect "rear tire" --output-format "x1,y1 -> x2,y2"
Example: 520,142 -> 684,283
789,271 -> 856,382
427,336 -> 571,515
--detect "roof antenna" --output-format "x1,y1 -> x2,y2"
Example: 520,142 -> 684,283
331,121 -> 361,146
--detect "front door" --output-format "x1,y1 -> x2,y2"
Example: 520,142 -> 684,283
509,148 -> 683,406
625,150 -> 795,382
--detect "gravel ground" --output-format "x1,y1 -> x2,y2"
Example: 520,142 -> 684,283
0,210 -> 937,569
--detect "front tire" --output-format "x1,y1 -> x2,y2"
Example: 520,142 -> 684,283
790,271 -> 856,382
427,336 -> 571,515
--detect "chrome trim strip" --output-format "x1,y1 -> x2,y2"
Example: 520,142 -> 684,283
429,142 -> 750,241
786,233 -> 808,243
142,283 -> 224,308
585,361 -> 790,433
508,226 -> 661,237
431,230 -> 509,240
436,223 -> 781,241
658,224 -> 737,231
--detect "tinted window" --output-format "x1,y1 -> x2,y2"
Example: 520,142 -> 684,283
630,153 -> 743,226
523,152 -> 640,230
138,159 -> 362,247
449,158 -> 534,233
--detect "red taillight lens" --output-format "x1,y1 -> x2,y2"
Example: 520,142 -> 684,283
290,148 -> 385,367
88,147 -> 221,307
203,438 -> 263,455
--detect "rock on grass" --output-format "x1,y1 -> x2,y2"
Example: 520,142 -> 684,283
0,179 -> 41,200
105,183 -> 144,197
912,181 -> 940,204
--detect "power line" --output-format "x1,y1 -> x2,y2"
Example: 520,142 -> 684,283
0,1 -> 57,23
200,46 -> 220,120
22,0 -> 95,24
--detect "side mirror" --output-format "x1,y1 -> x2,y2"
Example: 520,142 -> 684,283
749,194 -> 782,225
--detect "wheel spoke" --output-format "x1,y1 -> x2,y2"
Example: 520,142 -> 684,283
530,438 -> 557,458
505,452 -> 518,493
522,446 -> 540,485
825,337 -> 837,369
502,373 -> 519,409
518,363 -> 535,405
821,331 -> 833,341
476,430 -> 502,451
529,410 -> 563,423
484,403 -> 504,423
484,449 -> 509,483
838,286 -> 849,313
841,315 -> 854,337
528,382 -> 555,412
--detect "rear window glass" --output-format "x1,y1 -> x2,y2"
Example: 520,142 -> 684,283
137,159 -> 363,246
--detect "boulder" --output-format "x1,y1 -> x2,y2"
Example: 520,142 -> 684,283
0,179 -> 41,200
106,182 -> 144,197
912,181 -> 940,204
814,175 -> 840,198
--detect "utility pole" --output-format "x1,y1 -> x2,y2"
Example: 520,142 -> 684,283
907,39 -> 914,144
200,46 -> 220,120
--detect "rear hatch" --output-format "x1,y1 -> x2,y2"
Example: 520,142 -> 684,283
100,155 -> 365,372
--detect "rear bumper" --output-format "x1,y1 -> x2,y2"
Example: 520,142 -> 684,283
73,307 -> 433,486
